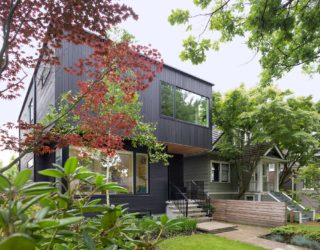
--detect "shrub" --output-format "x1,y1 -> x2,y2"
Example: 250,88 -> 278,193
163,217 -> 197,237
290,235 -> 320,250
0,157 -> 181,250
271,225 -> 320,242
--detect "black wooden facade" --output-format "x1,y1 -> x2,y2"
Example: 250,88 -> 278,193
18,42 -> 213,214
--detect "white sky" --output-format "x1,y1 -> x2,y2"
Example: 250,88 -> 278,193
0,0 -> 319,165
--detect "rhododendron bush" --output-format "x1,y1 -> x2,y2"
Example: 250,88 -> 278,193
0,0 -> 168,172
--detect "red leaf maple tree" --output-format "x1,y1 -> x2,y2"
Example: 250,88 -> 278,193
0,0 -> 163,172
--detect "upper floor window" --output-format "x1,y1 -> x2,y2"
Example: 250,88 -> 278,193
28,99 -> 34,123
160,82 -> 209,127
37,64 -> 51,88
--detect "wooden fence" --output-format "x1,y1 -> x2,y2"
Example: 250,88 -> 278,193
212,199 -> 287,227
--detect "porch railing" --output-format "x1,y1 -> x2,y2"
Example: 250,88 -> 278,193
169,183 -> 189,217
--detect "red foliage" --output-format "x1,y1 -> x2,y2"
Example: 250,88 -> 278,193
0,0 -> 163,160
0,0 -> 138,99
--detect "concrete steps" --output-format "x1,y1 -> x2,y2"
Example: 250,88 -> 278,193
166,199 -> 212,222
269,191 -> 315,223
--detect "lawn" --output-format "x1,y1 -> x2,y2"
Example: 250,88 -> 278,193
158,234 -> 265,250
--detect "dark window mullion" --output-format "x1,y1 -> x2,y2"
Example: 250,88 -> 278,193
133,152 -> 137,194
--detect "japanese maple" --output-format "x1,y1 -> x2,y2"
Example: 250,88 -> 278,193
0,0 -> 165,172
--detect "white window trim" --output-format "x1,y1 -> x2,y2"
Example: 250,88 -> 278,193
245,195 -> 255,201
210,160 -> 231,183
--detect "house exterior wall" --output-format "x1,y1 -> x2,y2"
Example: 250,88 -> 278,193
35,62 -> 55,121
184,153 -> 239,199
18,41 -> 213,214
110,161 -> 168,214
139,66 -> 212,149
19,79 -> 35,172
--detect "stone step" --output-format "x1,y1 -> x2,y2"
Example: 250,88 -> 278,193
167,204 -> 199,209
196,217 -> 212,223
166,200 -> 202,205
197,221 -> 237,234
168,208 -> 203,213
187,212 -> 207,218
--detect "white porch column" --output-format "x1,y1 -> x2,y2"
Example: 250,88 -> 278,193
274,163 -> 279,192
257,160 -> 263,192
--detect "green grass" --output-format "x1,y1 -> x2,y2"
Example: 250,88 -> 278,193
158,234 -> 265,250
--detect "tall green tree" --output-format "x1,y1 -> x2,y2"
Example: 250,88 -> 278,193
213,85 -> 320,198
168,0 -> 320,84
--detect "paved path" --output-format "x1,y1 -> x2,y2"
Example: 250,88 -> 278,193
197,221 -> 237,233
213,223 -> 309,250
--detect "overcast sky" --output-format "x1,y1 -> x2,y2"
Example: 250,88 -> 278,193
1,0 -> 319,164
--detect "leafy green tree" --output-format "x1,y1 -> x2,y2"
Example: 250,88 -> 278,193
297,163 -> 320,207
213,84 -> 320,198
168,0 -> 320,84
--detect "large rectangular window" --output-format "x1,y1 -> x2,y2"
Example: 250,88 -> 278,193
160,82 -> 209,127
69,147 -> 148,195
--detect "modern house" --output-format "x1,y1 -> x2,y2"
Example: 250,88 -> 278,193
18,40 -> 213,217
18,41 -> 314,223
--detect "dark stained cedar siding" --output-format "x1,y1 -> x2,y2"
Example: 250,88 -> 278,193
55,40 -> 93,101
140,66 -> 212,149
18,41 -> 213,214
54,41 -> 213,149
36,62 -> 55,122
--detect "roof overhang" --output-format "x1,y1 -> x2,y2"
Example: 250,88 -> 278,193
163,142 -> 210,155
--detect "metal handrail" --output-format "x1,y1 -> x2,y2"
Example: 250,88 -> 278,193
169,183 -> 189,217
186,180 -> 211,216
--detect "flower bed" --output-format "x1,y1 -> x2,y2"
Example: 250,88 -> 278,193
264,224 -> 320,249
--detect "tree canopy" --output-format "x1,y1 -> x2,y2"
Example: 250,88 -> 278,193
213,84 -> 320,197
0,0 -> 166,172
168,0 -> 320,84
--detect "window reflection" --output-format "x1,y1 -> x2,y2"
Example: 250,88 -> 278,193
160,82 -> 209,127
136,154 -> 148,193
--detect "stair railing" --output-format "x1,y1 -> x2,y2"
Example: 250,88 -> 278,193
186,180 -> 212,216
169,183 -> 189,217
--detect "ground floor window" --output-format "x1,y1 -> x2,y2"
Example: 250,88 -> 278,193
136,153 -> 148,194
211,161 -> 230,183
110,151 -> 134,194
69,147 -> 149,195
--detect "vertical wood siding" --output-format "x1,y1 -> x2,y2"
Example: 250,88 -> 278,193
140,66 -> 213,149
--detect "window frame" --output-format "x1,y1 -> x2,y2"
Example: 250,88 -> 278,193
210,161 -> 231,183
135,153 -> 149,194
28,98 -> 34,123
110,150 -> 134,194
160,82 -> 210,128
68,147 -> 150,196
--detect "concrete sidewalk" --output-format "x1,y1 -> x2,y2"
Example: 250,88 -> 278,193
212,222 -> 309,250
